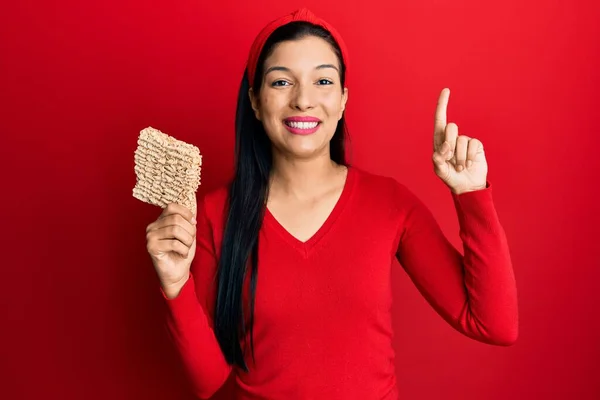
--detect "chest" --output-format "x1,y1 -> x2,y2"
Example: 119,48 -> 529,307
265,188 -> 343,243
249,204 -> 400,330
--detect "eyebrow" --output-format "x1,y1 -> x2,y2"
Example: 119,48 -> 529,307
264,64 -> 339,76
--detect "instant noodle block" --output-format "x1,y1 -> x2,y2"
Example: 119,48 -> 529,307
132,126 -> 202,216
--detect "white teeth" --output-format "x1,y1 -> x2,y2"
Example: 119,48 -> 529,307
286,121 -> 319,129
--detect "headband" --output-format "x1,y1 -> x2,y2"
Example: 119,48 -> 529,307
245,8 -> 350,88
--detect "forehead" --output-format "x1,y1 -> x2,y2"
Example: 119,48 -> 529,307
265,36 -> 339,69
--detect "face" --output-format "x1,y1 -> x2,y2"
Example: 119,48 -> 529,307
249,35 -> 348,160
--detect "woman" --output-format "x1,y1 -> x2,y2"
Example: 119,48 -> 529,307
145,8 -> 519,400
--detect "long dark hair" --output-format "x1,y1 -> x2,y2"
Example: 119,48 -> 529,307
214,21 -> 349,372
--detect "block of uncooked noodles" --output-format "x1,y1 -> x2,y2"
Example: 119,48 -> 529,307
132,126 -> 202,216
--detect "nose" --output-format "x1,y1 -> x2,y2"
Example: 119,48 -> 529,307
290,81 -> 315,111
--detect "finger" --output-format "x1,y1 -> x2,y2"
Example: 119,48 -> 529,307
160,203 -> 196,225
454,135 -> 470,171
160,225 -> 195,248
154,224 -> 195,247
444,122 -> 459,160
432,151 -> 453,182
432,150 -> 449,170
434,88 -> 450,151
156,214 -> 196,237
147,213 -> 196,237
148,218 -> 195,243
152,238 -> 190,258
466,138 -> 482,168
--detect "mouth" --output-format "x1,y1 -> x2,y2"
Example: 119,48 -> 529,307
283,117 -> 322,135
284,120 -> 320,129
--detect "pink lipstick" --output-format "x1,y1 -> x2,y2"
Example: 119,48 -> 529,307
283,116 -> 321,135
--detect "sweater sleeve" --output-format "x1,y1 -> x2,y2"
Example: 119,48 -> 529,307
160,196 -> 233,398
395,180 -> 519,346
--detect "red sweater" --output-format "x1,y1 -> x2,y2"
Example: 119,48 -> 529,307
161,165 -> 519,399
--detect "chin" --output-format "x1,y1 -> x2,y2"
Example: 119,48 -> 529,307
284,142 -> 329,160
268,125 -> 334,158
288,131 -> 328,150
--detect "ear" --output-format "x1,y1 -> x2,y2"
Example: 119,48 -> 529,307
249,88 -> 261,121
338,87 -> 348,120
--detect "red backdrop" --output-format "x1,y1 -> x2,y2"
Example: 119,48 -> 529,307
2,0 -> 599,399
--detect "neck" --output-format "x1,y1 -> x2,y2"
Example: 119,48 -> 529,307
268,149 -> 344,201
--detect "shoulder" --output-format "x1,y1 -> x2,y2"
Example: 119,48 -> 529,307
197,183 -> 229,228
350,165 -> 420,206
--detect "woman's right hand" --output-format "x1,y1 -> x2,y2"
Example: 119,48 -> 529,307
146,203 -> 197,298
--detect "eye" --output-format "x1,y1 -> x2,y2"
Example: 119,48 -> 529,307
317,79 -> 333,85
271,80 -> 290,87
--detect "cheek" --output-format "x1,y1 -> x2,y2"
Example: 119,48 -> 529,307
322,94 -> 342,116
261,95 -> 284,119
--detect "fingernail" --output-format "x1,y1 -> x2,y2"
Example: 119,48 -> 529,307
467,160 -> 473,168
191,217 -> 197,224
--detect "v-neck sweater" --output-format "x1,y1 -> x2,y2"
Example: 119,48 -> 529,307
161,165 -> 519,399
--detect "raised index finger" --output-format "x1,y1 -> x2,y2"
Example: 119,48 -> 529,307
434,88 -> 450,150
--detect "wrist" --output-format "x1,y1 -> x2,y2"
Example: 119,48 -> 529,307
452,183 -> 487,195
161,273 -> 190,299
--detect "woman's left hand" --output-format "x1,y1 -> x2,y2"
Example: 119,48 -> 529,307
432,88 -> 488,195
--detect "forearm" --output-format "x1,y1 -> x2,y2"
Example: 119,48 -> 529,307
162,275 -> 233,398
161,273 -> 190,299
450,185 -> 519,345
396,180 -> 519,346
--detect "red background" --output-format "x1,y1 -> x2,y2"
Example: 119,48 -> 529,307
2,0 -> 599,399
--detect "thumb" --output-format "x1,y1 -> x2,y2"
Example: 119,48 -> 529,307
432,142 -> 451,176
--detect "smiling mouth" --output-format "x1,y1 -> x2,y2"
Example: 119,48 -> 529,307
284,121 -> 321,129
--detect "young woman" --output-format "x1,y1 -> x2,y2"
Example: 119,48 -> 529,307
145,8 -> 519,400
